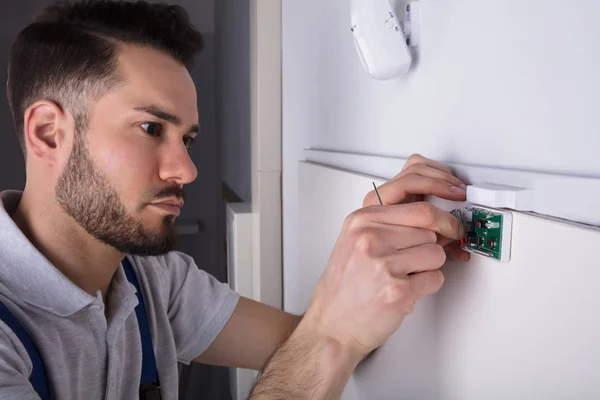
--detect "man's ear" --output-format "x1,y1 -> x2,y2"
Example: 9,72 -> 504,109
23,100 -> 71,164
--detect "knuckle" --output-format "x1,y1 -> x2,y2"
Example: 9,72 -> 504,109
383,280 -> 408,304
428,244 -> 447,266
400,164 -> 419,176
344,210 -> 367,232
402,154 -> 424,171
411,270 -> 445,301
363,190 -> 378,207
442,171 -> 458,182
428,270 -> 445,294
423,229 -> 438,244
407,153 -> 424,164
439,163 -> 453,174
354,229 -> 378,256
372,259 -> 389,277
382,284 -> 398,304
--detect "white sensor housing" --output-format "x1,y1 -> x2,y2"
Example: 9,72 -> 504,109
350,0 -> 419,79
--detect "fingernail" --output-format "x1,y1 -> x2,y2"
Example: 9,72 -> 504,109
459,183 -> 467,190
450,185 -> 466,194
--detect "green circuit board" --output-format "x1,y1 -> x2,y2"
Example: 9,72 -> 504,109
464,207 -> 503,260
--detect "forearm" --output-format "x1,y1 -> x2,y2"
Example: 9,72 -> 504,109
249,321 -> 362,399
195,298 -> 302,370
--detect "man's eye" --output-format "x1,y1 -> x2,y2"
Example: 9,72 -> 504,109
140,122 -> 163,137
183,136 -> 196,151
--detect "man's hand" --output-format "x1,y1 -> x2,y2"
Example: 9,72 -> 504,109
365,154 -> 470,263
302,154 -> 468,356
250,154 -> 468,399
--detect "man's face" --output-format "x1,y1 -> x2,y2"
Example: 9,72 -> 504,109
55,45 -> 199,255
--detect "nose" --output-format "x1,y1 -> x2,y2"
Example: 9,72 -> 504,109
158,139 -> 198,185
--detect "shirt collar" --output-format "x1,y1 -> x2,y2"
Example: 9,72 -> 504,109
0,190 -> 136,317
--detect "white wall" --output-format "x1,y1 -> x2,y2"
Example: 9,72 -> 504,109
215,0 -> 252,201
282,0 -> 600,309
295,162 -> 600,399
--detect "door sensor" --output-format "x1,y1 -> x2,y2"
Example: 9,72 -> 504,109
350,0 -> 420,79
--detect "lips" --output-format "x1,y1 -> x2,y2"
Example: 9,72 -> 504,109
148,198 -> 184,215
152,199 -> 184,208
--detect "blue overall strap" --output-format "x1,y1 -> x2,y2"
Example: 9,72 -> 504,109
0,301 -> 51,400
121,257 -> 160,391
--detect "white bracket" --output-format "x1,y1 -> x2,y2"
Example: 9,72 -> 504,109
467,182 -> 535,211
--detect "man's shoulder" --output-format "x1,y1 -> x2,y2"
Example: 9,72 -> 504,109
129,251 -> 195,270
127,251 -> 237,319
127,251 -> 206,292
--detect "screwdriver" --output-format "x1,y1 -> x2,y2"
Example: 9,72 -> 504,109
372,182 -> 383,205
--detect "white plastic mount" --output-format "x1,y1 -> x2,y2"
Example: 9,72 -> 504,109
466,182 -> 535,211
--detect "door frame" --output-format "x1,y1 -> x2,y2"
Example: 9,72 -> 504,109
249,0 -> 282,309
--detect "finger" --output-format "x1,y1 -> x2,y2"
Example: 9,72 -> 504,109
365,202 -> 466,240
369,154 -> 461,206
381,243 -> 447,276
401,154 -> 453,175
437,236 -> 454,247
364,174 -> 466,207
399,164 -> 465,188
354,226 -> 439,255
444,242 -> 471,262
408,269 -> 445,300
438,232 -> 468,247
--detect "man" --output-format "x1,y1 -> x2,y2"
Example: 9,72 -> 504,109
0,1 -> 469,399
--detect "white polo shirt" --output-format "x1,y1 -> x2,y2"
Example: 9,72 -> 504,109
0,190 -> 240,399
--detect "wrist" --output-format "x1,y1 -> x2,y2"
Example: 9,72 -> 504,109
250,315 -> 362,399
294,315 -> 364,370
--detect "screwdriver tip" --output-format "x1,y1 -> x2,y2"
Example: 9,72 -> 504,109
372,182 -> 383,205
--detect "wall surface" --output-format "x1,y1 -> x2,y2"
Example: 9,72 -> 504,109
296,162 -> 600,399
282,0 -> 600,309
215,0 -> 252,201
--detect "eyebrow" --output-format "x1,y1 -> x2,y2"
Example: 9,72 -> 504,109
134,106 -> 200,134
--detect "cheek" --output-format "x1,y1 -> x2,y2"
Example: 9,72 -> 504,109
92,135 -> 158,205
104,142 -> 152,177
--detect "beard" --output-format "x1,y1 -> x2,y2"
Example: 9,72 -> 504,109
55,132 -> 179,256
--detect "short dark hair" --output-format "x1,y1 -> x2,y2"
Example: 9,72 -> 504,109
6,0 -> 204,154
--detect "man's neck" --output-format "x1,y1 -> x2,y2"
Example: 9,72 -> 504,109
12,189 -> 124,299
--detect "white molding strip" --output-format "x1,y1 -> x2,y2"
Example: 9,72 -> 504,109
304,148 -> 600,227
250,0 -> 283,309
226,203 -> 259,400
